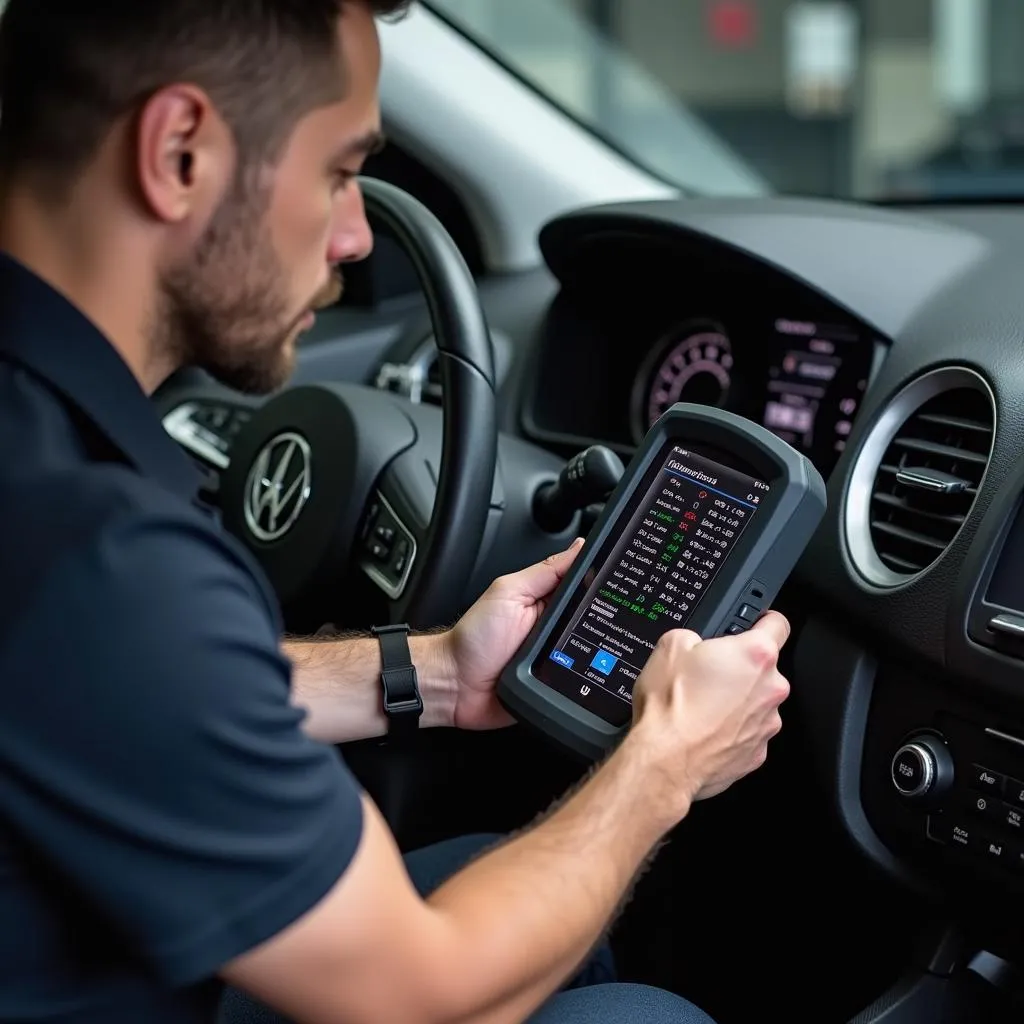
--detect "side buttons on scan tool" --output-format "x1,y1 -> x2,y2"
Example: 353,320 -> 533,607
722,578 -> 768,636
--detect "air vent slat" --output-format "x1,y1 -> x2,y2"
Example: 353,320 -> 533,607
889,436 -> 989,465
878,552 -> 929,573
857,378 -> 994,583
915,412 -> 992,434
870,520 -> 949,551
870,491 -> 965,525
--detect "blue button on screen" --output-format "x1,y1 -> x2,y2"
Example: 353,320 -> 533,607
550,650 -> 574,669
590,649 -> 619,675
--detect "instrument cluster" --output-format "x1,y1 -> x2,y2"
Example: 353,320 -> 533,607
631,314 -> 875,476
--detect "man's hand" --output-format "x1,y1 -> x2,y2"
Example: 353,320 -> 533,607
628,611 -> 792,811
444,538 -> 585,730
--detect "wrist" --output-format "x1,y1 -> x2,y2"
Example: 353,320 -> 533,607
409,631 -> 459,729
614,720 -> 695,831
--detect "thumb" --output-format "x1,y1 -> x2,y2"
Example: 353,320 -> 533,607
513,537 -> 585,600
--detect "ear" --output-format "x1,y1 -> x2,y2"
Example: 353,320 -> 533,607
134,84 -> 233,225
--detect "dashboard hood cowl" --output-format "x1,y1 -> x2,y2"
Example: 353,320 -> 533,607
539,196 -> 991,342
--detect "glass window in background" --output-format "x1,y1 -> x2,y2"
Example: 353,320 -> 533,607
428,0 -> 1024,202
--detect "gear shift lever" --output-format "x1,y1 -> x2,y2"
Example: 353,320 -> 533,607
533,445 -> 625,534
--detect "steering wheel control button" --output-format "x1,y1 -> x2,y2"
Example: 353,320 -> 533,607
359,492 -> 417,600
970,764 -> 1005,797
361,501 -> 382,542
367,540 -> 390,562
394,539 -> 410,576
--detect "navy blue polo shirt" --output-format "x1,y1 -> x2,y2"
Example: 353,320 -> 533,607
0,252 -> 365,1023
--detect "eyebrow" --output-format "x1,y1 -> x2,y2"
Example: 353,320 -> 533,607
336,130 -> 387,162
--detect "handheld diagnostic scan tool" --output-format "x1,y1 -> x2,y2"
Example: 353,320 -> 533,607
498,404 -> 827,761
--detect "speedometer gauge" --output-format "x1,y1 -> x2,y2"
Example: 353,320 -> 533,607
632,321 -> 733,441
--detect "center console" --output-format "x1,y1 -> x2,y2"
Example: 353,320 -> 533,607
801,448 -> 1024,982
863,670 -> 1024,915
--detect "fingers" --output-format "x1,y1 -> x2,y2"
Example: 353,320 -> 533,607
656,628 -> 702,656
503,537 -> 585,601
747,609 -> 791,649
546,535 -> 585,569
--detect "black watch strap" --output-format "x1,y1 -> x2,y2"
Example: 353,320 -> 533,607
371,623 -> 423,739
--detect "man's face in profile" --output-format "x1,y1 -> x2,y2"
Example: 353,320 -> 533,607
159,3 -> 380,395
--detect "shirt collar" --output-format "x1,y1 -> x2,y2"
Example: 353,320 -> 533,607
0,251 -> 201,500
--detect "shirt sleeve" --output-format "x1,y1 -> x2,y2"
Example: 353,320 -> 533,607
0,498 -> 365,987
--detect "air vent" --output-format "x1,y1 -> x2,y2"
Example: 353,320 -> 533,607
845,367 -> 995,588
375,338 -> 441,405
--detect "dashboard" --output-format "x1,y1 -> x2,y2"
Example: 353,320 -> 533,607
515,196 -> 1024,967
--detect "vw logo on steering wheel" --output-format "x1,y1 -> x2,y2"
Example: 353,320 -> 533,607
243,431 -> 313,542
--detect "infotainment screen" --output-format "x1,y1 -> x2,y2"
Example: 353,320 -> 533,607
532,442 -> 769,727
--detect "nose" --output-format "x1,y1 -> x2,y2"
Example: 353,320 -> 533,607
327,181 -> 374,265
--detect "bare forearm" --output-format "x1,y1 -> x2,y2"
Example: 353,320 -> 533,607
426,729 -> 687,1023
284,633 -> 457,744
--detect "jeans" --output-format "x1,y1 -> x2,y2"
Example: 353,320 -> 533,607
217,833 -> 716,1024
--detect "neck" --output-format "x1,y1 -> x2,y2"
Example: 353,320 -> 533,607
0,178 -> 172,394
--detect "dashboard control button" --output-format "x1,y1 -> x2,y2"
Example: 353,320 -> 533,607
970,764 -> 1004,796
1003,804 -> 1024,832
890,735 -> 954,800
1006,778 -> 1024,808
726,622 -> 746,635
737,603 -> 759,622
967,792 -> 1001,822
892,745 -> 932,797
933,818 -> 976,850
983,836 -> 1008,862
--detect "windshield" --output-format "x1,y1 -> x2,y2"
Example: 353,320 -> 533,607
427,0 -> 1024,202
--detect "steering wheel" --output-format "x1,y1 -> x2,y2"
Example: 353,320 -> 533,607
218,177 -> 498,629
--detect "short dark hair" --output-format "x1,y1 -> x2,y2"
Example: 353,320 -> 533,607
0,0 -> 409,191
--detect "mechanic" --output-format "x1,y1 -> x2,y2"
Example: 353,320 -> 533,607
0,2 -> 792,1023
